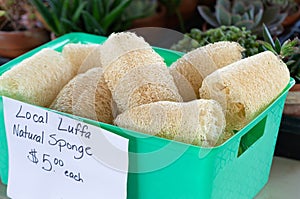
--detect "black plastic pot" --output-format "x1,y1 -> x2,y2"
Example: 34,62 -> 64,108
0,57 -> 10,66
275,114 -> 300,160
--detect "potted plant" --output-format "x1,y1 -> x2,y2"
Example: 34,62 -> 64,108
263,0 -> 300,27
259,24 -> 300,116
0,0 -> 50,58
124,0 -> 167,28
30,0 -> 159,38
30,0 -> 133,37
197,0 -> 288,37
259,22 -> 300,160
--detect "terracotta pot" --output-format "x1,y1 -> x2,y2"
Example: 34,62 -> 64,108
0,28 -> 50,59
283,83 -> 300,116
282,8 -> 300,27
178,0 -> 199,20
131,3 -> 167,28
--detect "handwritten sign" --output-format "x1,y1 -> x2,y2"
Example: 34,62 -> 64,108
3,97 -> 128,199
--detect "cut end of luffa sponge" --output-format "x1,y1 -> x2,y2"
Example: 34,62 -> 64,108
199,51 -> 290,134
114,99 -> 226,147
0,48 -> 73,107
170,41 -> 244,101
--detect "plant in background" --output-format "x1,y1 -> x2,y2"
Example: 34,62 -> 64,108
159,0 -> 185,31
30,0 -> 91,36
197,0 -> 288,37
81,0 -> 132,35
30,0 -> 137,37
0,0 -> 42,31
263,0 -> 298,15
123,0 -> 157,22
260,24 -> 300,82
171,25 -> 262,57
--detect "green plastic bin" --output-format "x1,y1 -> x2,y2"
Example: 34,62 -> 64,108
0,33 -> 295,199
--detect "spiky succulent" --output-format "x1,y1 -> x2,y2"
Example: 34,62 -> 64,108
198,0 -> 288,36
260,24 -> 300,82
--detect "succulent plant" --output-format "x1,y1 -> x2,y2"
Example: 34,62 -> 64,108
30,0 -> 155,37
171,25 -> 262,57
198,0 -> 288,37
0,0 -> 42,31
263,0 -> 297,14
264,0 -> 300,25
124,0 -> 157,22
260,24 -> 300,83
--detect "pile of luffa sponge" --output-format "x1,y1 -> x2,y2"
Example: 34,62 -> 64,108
0,32 -> 290,147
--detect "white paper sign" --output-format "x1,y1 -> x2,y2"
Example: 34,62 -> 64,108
3,97 -> 128,199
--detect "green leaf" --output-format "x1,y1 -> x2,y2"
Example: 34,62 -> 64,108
259,41 -> 277,55
286,60 -> 296,66
241,12 -> 249,21
231,14 -> 242,24
282,39 -> 299,49
92,0 -> 101,21
61,18 -> 81,32
216,4 -> 232,26
197,6 -> 219,27
218,0 -> 231,11
82,10 -> 105,35
266,13 -> 288,32
253,8 -> 263,27
232,1 -> 245,14
260,6 -> 287,26
29,0 -> 60,34
61,0 -> 69,22
101,0 -> 131,31
72,1 -> 87,22
262,24 -> 275,48
97,0 -> 105,18
125,0 -> 157,21
253,0 -> 263,12
274,38 -> 282,54
281,39 -> 299,57
48,0 -> 62,18
248,5 -> 255,19
103,0 -> 110,14
235,20 -> 255,30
